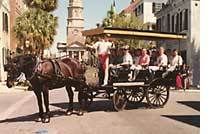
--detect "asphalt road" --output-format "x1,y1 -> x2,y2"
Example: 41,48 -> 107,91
0,88 -> 200,134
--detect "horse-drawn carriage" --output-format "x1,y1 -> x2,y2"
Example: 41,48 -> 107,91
78,27 -> 188,111
79,62 -> 189,111
4,27 -> 187,123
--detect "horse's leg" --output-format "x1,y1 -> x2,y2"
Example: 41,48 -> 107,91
42,85 -> 50,123
66,85 -> 74,115
33,89 -> 44,122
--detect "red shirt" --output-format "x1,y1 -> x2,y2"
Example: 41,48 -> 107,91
139,54 -> 150,66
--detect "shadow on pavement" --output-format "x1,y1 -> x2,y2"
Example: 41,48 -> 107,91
0,100 -> 149,123
162,115 -> 200,128
0,110 -> 65,123
51,100 -> 148,113
177,101 -> 200,111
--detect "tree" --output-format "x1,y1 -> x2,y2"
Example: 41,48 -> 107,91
102,2 -> 116,27
103,13 -> 149,49
14,0 -> 58,54
24,0 -> 57,12
14,9 -> 57,54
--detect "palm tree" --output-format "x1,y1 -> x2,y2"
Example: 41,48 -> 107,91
14,9 -> 58,54
24,0 -> 57,12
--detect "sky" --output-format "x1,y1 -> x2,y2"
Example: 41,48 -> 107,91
52,0 -> 130,45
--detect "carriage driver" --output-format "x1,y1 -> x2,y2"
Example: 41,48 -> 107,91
87,36 -> 113,86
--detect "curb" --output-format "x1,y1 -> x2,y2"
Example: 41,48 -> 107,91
170,87 -> 200,93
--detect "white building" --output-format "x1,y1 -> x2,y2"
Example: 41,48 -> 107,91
134,0 -> 167,30
155,0 -> 200,86
0,0 -> 10,82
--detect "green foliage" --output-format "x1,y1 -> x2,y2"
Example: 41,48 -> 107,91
112,14 -> 143,29
24,0 -> 57,12
102,2 -> 116,27
102,13 -> 150,49
14,9 -> 58,54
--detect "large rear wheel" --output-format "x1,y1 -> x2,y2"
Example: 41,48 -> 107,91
146,84 -> 169,108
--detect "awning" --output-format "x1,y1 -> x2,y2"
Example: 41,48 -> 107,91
82,27 -> 187,41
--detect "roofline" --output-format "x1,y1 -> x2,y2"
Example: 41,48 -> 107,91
82,27 -> 187,40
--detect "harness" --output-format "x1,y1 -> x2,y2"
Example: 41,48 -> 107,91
48,59 -> 63,77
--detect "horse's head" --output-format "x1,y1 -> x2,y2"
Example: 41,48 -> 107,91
4,54 -> 37,88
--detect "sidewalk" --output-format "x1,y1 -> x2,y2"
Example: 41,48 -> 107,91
0,82 -> 28,93
170,86 -> 200,92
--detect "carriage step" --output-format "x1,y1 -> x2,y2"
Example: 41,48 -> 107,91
113,82 -> 145,87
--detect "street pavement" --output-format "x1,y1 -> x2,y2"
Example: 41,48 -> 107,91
0,85 -> 200,134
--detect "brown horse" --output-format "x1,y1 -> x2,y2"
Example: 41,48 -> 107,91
5,54 -> 86,123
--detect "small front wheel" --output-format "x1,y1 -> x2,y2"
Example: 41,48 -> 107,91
113,89 -> 127,111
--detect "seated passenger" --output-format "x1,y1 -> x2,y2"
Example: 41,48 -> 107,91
162,49 -> 183,78
156,47 -> 168,67
169,49 -> 183,69
129,48 -> 150,81
133,49 -> 141,65
149,47 -> 168,71
149,50 -> 157,66
139,48 -> 150,68
121,45 -> 133,66
109,46 -> 132,79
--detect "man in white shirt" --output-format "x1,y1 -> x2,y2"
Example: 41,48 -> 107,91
169,49 -> 183,67
149,47 -> 168,71
156,47 -> 168,67
121,45 -> 133,66
91,37 -> 112,86
162,49 -> 183,78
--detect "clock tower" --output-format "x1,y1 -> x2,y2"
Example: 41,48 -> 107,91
67,0 -> 85,45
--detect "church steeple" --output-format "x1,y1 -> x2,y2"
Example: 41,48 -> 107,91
67,0 -> 85,46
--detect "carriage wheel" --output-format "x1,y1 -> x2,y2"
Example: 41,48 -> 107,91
78,89 -> 93,111
113,89 -> 127,111
146,85 -> 169,108
126,87 -> 145,104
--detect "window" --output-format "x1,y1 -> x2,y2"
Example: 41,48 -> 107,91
156,18 -> 161,32
180,11 -> 183,32
184,9 -> 188,30
176,13 -> 179,33
137,4 -> 144,15
2,12 -> 9,32
167,14 -> 170,32
161,16 -> 164,31
152,3 -> 155,13
141,3 -> 144,14
135,8 -> 138,16
172,15 -> 175,32
138,5 -> 141,15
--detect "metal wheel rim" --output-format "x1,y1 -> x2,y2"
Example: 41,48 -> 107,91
146,85 -> 169,107
126,87 -> 145,103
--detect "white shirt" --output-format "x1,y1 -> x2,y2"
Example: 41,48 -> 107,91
133,56 -> 140,65
156,54 -> 168,66
93,41 -> 112,55
169,55 -> 183,66
122,52 -> 133,65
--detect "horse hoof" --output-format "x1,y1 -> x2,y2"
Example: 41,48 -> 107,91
35,117 -> 42,122
42,118 -> 50,123
77,111 -> 84,116
66,110 -> 73,116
